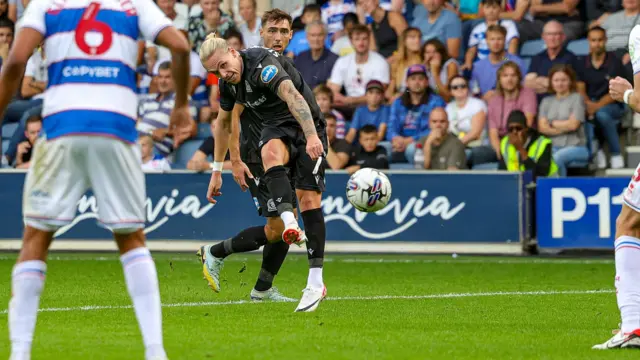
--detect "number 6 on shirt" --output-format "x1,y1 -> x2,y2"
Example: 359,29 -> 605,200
75,2 -> 113,55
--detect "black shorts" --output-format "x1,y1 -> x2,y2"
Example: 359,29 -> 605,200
246,162 -> 297,217
260,125 -> 327,193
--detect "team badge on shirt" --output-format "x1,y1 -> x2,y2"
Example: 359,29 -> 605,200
261,65 -> 278,83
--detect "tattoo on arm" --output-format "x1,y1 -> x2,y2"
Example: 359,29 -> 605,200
277,80 -> 317,137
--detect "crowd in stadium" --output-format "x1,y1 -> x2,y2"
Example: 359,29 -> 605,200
0,0 -> 637,178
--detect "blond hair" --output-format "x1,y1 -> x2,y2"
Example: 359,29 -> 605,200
199,32 -> 229,66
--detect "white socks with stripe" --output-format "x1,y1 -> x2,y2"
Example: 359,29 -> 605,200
615,236 -> 640,333
9,260 -> 46,359
120,247 -> 166,359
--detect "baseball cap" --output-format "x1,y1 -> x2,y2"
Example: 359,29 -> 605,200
366,80 -> 384,92
406,64 -> 427,78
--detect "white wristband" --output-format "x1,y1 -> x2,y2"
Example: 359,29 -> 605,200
210,162 -> 224,172
624,89 -> 634,104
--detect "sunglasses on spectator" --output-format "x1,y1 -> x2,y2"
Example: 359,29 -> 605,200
508,126 -> 524,133
450,84 -> 467,90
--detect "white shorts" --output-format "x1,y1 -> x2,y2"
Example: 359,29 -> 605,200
624,162 -> 640,212
23,136 -> 146,233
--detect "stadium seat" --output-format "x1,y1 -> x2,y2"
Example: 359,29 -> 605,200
173,139 -> 203,169
519,39 -> 546,57
2,123 -> 18,140
196,123 -> 212,139
521,57 -> 531,74
567,38 -> 589,56
1,139 -> 8,156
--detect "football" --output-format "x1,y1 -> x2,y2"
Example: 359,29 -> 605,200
346,168 -> 392,213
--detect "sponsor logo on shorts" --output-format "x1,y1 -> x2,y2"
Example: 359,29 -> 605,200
253,197 -> 260,210
267,199 -> 277,212
261,65 -> 278,83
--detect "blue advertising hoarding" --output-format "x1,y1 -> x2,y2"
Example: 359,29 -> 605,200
0,171 -> 527,244
536,177 -> 628,249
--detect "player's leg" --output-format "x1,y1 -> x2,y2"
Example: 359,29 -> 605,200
261,137 -> 302,243
87,137 -> 167,360
250,214 -> 295,302
11,137 -> 87,360
292,137 -> 328,312
594,169 -> 640,349
198,163 -> 273,292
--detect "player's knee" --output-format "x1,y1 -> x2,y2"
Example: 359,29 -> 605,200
261,140 -> 286,167
297,190 -> 322,212
615,205 -> 640,238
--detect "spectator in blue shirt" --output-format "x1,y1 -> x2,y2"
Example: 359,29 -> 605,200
411,0 -> 462,59
470,24 -> 526,101
386,64 -> 446,163
294,21 -> 339,90
286,4 -> 332,57
345,80 -> 389,143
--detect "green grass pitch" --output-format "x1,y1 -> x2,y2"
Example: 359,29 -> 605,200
0,252 -> 635,359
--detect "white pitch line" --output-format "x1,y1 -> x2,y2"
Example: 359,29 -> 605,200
0,289 -> 614,315
0,256 -> 616,265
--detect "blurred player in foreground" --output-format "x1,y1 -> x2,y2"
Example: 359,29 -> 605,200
0,0 -> 192,359
200,27 -> 329,311
197,9 -> 299,302
597,24 -> 640,349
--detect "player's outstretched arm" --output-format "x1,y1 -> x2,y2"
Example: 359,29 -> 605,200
206,109 -> 232,204
277,80 -> 325,160
229,104 -> 245,163
0,28 -> 42,122
277,80 -> 317,138
214,109 -> 232,163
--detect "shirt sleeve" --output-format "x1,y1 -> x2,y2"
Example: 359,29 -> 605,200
351,107 -> 363,129
505,20 -> 519,41
254,54 -> 292,95
387,100 -> 401,139
377,55 -> 390,84
571,94 -> 586,122
445,11 -> 462,39
630,25 -> 640,75
133,0 -> 173,42
521,88 -> 538,116
468,24 -> 482,47
24,54 -> 37,77
16,0 -> 49,35
487,97 -> 500,129
334,140 -> 351,155
189,51 -> 207,79
539,97 -> 550,119
528,54 -> 540,75
328,57 -> 346,86
218,80 -> 236,112
198,137 -> 214,156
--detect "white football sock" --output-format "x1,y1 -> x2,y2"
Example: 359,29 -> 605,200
615,236 -> 640,333
9,260 -> 46,357
280,211 -> 297,228
120,247 -> 166,359
307,267 -> 324,289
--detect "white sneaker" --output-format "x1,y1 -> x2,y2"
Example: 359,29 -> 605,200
294,285 -> 327,312
196,245 -> 224,292
250,287 -> 296,302
282,224 -> 303,245
595,150 -> 607,169
593,329 -> 640,349
611,154 -> 625,169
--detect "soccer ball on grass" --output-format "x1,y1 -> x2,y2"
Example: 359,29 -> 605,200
346,168 -> 392,213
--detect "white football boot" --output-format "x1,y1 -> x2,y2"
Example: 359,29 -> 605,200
593,328 -> 640,349
294,285 -> 327,312
250,287 -> 296,302
197,245 -> 224,292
